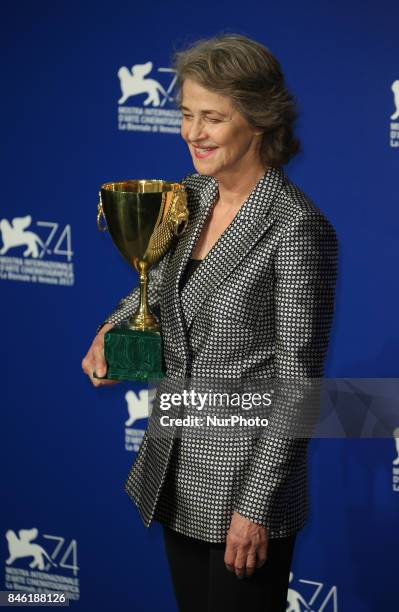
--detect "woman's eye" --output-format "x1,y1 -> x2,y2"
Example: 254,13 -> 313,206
206,117 -> 222,123
182,114 -> 193,120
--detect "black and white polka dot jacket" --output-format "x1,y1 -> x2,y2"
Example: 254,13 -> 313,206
101,166 -> 338,543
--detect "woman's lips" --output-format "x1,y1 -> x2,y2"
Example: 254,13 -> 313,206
192,146 -> 217,159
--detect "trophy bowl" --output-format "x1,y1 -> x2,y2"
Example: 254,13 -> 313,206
96,179 -> 188,381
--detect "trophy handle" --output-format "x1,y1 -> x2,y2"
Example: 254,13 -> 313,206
171,190 -> 189,236
97,193 -> 108,232
173,215 -> 188,236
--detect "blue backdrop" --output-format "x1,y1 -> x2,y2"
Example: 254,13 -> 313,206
1,1 -> 398,610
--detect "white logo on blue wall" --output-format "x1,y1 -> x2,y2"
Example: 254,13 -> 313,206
125,389 -> 151,425
390,80 -> 399,147
4,527 -> 80,600
0,216 -> 44,258
392,427 -> 399,491
118,62 -> 174,107
117,61 -> 181,135
6,528 -> 57,571
0,215 -> 74,286
287,572 -> 338,611
391,81 -> 399,120
125,388 -> 155,451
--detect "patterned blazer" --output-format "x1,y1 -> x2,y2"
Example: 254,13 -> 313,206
101,166 -> 338,543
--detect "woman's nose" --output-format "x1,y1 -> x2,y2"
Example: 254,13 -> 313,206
187,117 -> 205,141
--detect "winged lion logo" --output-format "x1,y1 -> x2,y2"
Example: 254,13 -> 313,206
391,80 -> 399,120
118,61 -> 174,107
125,388 -> 156,426
0,215 -> 44,258
5,528 -> 57,570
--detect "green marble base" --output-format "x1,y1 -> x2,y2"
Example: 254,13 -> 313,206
95,327 -> 165,382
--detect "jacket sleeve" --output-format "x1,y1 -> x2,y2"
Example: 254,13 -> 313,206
232,212 -> 338,529
96,251 -> 171,333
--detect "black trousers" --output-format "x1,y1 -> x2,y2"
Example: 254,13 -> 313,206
162,525 -> 296,612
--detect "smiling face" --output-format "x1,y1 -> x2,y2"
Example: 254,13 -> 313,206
180,79 -> 264,181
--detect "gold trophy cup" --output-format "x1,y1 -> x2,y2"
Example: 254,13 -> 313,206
96,179 -> 188,382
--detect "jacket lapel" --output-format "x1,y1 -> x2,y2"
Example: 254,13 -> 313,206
180,167 -> 285,331
161,176 -> 219,364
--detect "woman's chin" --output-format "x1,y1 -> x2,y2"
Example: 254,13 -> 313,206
193,166 -> 212,176
192,162 -> 217,177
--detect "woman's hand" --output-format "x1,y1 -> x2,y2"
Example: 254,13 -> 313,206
224,511 -> 268,579
81,323 -> 120,387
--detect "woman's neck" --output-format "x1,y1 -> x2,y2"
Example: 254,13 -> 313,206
216,164 -> 268,209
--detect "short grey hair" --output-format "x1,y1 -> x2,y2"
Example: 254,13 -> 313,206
173,34 -> 300,166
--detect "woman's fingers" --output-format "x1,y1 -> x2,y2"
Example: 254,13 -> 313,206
225,513 -> 269,579
82,329 -> 120,387
256,544 -> 267,568
224,541 -> 235,573
90,348 -> 116,386
233,548 -> 247,579
245,548 -> 258,577
224,539 -> 268,579
81,354 -> 93,377
92,344 -> 107,378
233,545 -> 266,579
91,376 -> 119,387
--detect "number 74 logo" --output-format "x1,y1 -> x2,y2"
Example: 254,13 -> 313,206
0,215 -> 73,261
36,222 -> 73,261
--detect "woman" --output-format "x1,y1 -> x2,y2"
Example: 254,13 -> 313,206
82,34 -> 338,611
